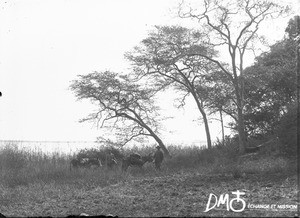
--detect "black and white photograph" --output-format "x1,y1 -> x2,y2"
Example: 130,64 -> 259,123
0,0 -> 298,217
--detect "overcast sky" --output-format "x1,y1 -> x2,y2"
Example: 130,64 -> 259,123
0,0 -> 298,147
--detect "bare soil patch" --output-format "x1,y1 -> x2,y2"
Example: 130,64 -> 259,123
0,171 -> 298,217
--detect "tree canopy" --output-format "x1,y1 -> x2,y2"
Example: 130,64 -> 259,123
70,71 -> 170,156
126,25 -> 218,149
70,1 -> 294,157
242,15 -> 298,137
177,0 -> 290,153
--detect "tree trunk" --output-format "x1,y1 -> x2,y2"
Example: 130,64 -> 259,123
137,117 -> 171,157
153,134 -> 171,158
236,103 -> 247,154
191,92 -> 212,149
126,110 -> 171,158
183,93 -> 213,149
231,48 -> 247,155
296,29 -> 300,158
147,127 -> 171,158
233,76 -> 247,154
202,112 -> 212,149
219,109 -> 225,146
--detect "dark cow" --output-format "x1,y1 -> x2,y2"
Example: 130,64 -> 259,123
70,158 -> 102,171
122,153 -> 153,172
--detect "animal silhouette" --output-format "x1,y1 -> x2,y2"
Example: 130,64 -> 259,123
70,158 -> 102,171
122,153 -> 153,172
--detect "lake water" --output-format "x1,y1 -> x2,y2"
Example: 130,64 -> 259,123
0,140 -> 208,155
0,140 -> 98,155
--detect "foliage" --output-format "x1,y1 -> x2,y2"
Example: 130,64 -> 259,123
0,134 -> 293,190
242,17 -> 297,137
276,103 -> 298,157
214,136 -> 240,159
204,71 -> 236,120
177,0 -> 290,153
75,146 -> 124,163
126,26 -> 217,149
70,71 -> 170,156
285,15 -> 300,40
164,145 -> 205,170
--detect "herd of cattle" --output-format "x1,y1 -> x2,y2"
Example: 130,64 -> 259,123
70,152 -> 161,172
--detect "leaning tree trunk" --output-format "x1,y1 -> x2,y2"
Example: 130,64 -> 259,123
191,91 -> 212,149
202,112 -> 212,149
130,111 -> 171,158
123,110 -> 171,157
146,127 -> 171,158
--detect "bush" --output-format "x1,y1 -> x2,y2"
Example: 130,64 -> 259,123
76,146 -> 124,162
162,137 -> 240,171
276,103 -> 298,156
196,148 -> 217,165
212,136 -> 240,161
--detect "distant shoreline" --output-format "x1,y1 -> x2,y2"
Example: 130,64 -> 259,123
0,139 -> 208,154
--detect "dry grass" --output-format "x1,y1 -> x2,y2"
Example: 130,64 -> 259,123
0,141 -> 297,217
0,140 -> 296,189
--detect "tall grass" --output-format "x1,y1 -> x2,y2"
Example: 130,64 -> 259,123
0,138 -> 295,189
0,143 -> 71,187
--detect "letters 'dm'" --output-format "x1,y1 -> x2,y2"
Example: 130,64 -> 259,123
204,190 -> 246,212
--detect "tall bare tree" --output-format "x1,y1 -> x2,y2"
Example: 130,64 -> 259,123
178,0 -> 290,153
70,71 -> 170,157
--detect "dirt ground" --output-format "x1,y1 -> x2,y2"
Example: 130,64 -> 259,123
0,171 -> 298,217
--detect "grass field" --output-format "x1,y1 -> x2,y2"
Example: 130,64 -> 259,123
0,142 -> 298,217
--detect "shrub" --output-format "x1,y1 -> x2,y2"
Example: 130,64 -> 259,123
76,146 -> 124,162
163,145 -> 203,169
216,136 -> 239,157
276,103 -> 298,157
196,148 -> 217,165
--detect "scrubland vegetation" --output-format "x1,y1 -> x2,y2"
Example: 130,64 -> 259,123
0,129 -> 297,217
1,49 -> 298,216
0,0 -> 298,216
0,102 -> 297,217
0,135 -> 296,189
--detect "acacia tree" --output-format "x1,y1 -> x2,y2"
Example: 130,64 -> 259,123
126,26 -> 217,149
70,71 -> 170,157
178,0 -> 289,153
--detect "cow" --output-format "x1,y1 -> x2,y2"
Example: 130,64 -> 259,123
70,157 -> 102,171
121,153 -> 153,172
